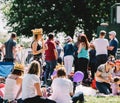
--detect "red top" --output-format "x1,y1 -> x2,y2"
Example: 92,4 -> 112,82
45,40 -> 56,61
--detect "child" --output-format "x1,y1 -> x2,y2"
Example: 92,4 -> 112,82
111,59 -> 120,95
112,76 -> 120,95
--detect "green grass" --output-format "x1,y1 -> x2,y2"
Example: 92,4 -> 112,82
84,95 -> 120,103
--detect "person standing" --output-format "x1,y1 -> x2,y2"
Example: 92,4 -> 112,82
44,33 -> 58,85
108,31 -> 119,57
77,34 -> 89,83
31,28 -> 46,63
1,32 -> 17,62
92,30 -> 109,69
63,36 -> 75,76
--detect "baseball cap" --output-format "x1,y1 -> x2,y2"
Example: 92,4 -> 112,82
100,30 -> 106,34
109,31 -> 116,36
65,36 -> 72,42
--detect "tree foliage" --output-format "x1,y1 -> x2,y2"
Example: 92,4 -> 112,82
1,0 -> 120,40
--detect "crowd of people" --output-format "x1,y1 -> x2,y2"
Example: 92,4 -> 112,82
0,28 -> 120,103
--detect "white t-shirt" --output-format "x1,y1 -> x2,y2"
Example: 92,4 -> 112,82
49,78 -> 73,103
22,74 -> 40,100
4,77 -> 21,101
93,38 -> 109,56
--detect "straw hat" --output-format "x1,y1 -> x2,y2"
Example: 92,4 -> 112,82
14,63 -> 24,71
31,28 -> 43,35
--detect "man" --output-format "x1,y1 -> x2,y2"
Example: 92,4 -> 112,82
108,31 -> 118,57
1,32 -> 17,62
44,33 -> 58,85
92,30 -> 109,68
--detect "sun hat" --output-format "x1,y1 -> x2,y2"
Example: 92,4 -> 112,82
31,28 -> 43,35
109,31 -> 116,36
14,63 -> 24,71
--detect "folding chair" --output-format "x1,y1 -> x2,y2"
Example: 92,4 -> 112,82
0,62 -> 14,78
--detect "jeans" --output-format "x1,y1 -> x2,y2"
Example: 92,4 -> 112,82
96,81 -> 112,94
72,91 -> 84,103
44,60 -> 57,84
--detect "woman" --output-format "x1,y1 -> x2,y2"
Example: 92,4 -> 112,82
63,36 -> 75,76
49,68 -> 84,103
22,60 -> 56,103
77,34 -> 89,84
95,60 -> 115,94
4,63 -> 24,102
31,28 -> 46,63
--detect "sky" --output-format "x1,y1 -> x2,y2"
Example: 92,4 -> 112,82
0,12 -> 7,33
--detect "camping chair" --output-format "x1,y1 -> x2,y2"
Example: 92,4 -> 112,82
0,62 -> 14,78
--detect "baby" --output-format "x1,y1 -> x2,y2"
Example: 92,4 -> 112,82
113,76 -> 120,95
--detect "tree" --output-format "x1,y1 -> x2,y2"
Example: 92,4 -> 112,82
2,0 -> 79,37
1,0 -> 120,40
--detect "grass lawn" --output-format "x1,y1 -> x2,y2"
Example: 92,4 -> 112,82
85,95 -> 120,103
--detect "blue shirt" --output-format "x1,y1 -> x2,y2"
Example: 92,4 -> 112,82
64,42 -> 75,57
108,39 -> 118,56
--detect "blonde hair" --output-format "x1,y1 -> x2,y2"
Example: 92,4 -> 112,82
28,60 -> 40,76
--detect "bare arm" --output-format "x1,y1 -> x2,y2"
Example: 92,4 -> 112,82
13,46 -> 17,59
32,41 -> 43,55
15,78 -> 22,99
95,71 -> 110,83
41,38 -> 48,51
54,49 -> 58,60
34,83 -> 43,96
1,44 -> 5,57
107,46 -> 114,51
77,43 -> 82,53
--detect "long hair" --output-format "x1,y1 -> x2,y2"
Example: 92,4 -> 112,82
28,60 -> 40,76
79,35 -> 89,50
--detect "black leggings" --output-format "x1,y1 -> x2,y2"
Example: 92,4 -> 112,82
78,58 -> 89,80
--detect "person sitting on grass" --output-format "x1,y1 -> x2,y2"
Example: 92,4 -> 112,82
112,76 -> 120,95
49,67 -> 84,103
95,59 -> 115,95
111,59 -> 120,95
22,60 -> 56,103
4,63 -> 24,102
